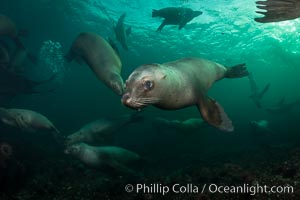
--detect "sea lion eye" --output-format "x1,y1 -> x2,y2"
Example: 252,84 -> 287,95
143,80 -> 153,90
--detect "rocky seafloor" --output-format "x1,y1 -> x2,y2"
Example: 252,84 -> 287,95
1,141 -> 300,200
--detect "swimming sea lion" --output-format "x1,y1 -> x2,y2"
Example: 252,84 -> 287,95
65,143 -> 140,173
122,57 -> 249,132
249,120 -> 275,135
255,0 -> 300,23
114,13 -> 131,50
266,98 -> 300,114
65,32 -> 124,95
152,7 -> 203,31
248,73 -> 270,108
65,113 -> 143,146
0,68 -> 58,96
0,107 -> 62,144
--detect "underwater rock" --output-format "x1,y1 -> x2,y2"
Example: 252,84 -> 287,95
0,14 -> 25,48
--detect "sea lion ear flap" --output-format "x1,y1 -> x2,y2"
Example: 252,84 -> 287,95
161,74 -> 167,79
197,96 -> 234,132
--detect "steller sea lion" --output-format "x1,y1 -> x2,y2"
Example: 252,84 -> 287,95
0,41 -> 10,70
266,98 -> 300,114
65,113 -> 143,146
122,57 -> 249,132
152,7 -> 203,31
248,73 -> 270,108
64,143 -> 141,174
255,0 -> 300,23
65,32 -> 124,95
114,13 -> 131,50
0,107 -> 63,144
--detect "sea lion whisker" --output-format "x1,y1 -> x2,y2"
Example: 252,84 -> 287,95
139,99 -> 160,104
138,97 -> 161,102
130,99 -> 146,107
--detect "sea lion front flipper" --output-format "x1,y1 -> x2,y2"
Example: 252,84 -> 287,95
255,0 -> 300,23
178,20 -> 188,30
197,96 -> 234,132
156,20 -> 167,32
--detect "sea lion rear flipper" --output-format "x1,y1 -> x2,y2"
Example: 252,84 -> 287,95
156,20 -> 167,32
197,96 -> 234,132
258,83 -> 270,99
225,63 -> 249,78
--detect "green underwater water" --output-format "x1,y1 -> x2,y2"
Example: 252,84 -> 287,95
1,0 -> 300,199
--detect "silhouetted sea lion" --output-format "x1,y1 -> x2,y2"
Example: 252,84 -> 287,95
114,13 -> 131,50
0,67 -> 57,96
266,98 -> 300,114
248,73 -> 270,108
152,7 -> 203,31
108,37 -> 120,56
65,143 -> 140,174
65,32 -> 124,95
255,0 -> 300,23
122,57 -> 248,132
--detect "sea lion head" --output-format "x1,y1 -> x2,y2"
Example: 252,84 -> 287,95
193,11 -> 203,18
64,143 -> 82,155
122,64 -> 165,110
107,73 -> 124,96
0,108 -> 17,127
